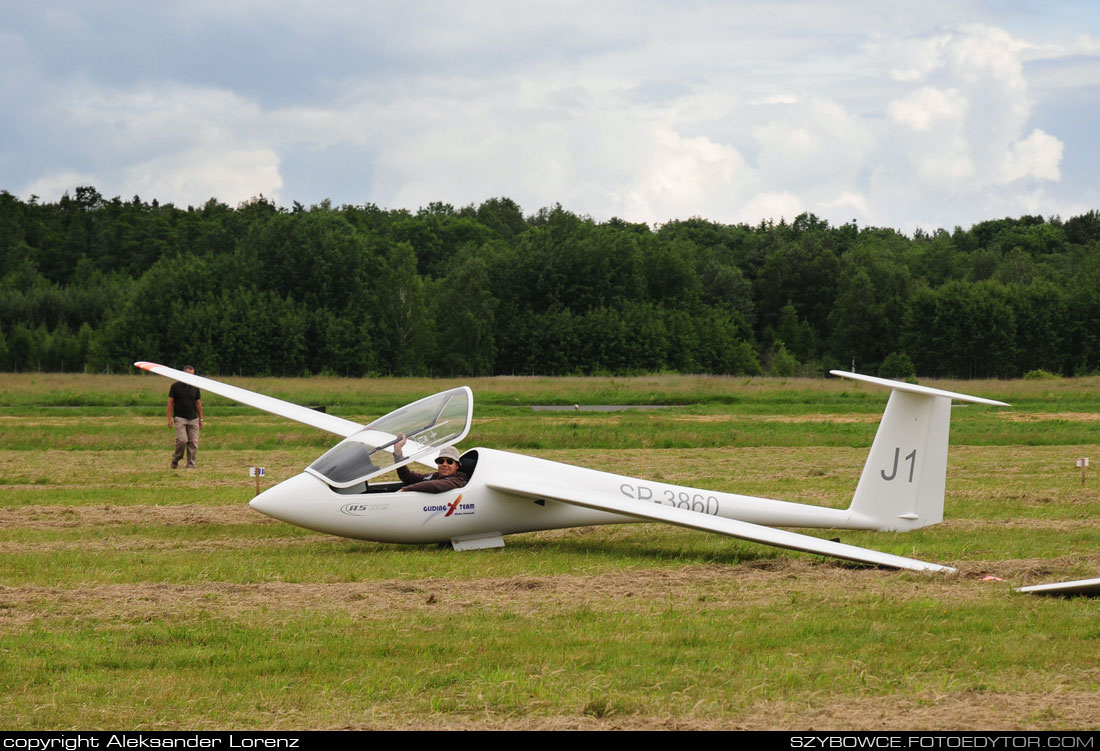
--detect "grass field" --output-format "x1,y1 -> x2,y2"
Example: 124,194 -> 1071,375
1,372 -> 1099,730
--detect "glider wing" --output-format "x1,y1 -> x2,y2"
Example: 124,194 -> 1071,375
135,361 -> 366,437
487,475 -> 955,573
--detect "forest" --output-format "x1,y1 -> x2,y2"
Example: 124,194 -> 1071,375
2,186 -> 1099,379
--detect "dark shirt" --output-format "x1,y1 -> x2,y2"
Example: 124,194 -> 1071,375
169,382 -> 202,420
395,459 -> 468,493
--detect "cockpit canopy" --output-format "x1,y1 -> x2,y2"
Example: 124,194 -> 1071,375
304,386 -> 472,489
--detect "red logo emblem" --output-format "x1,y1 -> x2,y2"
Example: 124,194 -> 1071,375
444,495 -> 463,517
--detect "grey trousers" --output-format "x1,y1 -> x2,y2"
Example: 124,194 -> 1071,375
173,417 -> 200,467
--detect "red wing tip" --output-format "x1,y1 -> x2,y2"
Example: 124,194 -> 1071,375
134,361 -> 160,371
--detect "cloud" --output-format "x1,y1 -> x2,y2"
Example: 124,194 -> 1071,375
887,87 -> 968,131
738,191 -> 804,224
3,3 -> 1095,232
949,24 -> 1031,89
58,83 -> 266,160
1001,129 -> 1063,182
886,35 -> 951,82
819,191 -> 869,217
19,81 -> 285,205
122,148 -> 284,206
869,23 -> 1067,226
619,125 -> 752,223
23,171 -> 100,202
753,97 -> 873,189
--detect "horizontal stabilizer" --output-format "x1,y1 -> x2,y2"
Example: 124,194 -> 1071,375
1016,576 -> 1100,596
134,361 -> 366,437
488,476 -> 955,573
829,370 -> 1010,406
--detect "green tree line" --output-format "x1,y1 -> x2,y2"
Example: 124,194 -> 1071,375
2,186 -> 1100,378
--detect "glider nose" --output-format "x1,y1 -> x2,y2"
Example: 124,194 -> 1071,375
249,471 -> 328,525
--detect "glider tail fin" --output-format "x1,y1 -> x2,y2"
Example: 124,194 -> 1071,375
831,371 -> 1009,532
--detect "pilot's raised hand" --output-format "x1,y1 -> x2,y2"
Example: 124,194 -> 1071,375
393,432 -> 407,456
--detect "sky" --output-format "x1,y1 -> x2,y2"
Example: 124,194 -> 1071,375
3,1 -> 1099,233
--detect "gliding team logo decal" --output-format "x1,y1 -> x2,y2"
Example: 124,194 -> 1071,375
421,494 -> 476,524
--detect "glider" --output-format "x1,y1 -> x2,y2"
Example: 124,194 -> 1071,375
135,362 -> 1009,573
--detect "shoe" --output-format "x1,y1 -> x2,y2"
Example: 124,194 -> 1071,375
185,464 -> 196,469
171,461 -> 179,469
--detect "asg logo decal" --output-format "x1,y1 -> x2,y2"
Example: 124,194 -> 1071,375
421,494 -> 475,523
340,502 -> 390,516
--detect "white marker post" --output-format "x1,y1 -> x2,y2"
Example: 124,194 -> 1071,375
249,466 -> 266,495
1076,457 -> 1089,486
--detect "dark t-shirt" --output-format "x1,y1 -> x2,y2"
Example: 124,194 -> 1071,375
169,382 -> 202,420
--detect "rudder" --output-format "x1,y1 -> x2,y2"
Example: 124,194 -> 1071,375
831,371 -> 1008,532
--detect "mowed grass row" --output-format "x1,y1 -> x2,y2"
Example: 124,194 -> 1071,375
5,572 -> 1099,729
1,374 -> 1099,729
4,443 -> 1100,522
4,405 -> 1100,452
5,369 -> 1100,411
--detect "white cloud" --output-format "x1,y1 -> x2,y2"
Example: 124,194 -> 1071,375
619,125 -> 752,223
4,3 -> 1096,232
819,191 -> 869,217
913,137 -> 977,185
123,148 -> 284,206
761,94 -> 799,105
738,191 -> 804,224
867,23 -> 1070,225
1001,129 -> 1063,182
885,34 -> 951,82
753,98 -> 873,189
21,82 -> 286,205
22,171 -> 100,202
59,83 -> 268,158
949,24 -> 1031,89
887,87 -> 968,131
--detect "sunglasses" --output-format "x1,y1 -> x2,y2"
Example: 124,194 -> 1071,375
436,458 -> 458,466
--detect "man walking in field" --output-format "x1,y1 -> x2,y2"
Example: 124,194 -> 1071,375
167,365 -> 203,469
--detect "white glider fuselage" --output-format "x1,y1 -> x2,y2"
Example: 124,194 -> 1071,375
249,446 -> 860,545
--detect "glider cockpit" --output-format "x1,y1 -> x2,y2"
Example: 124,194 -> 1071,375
303,387 -> 473,494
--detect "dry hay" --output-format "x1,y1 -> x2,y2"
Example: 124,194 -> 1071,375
0,560 -> 1037,630
1003,412 -> 1100,422
0,502 -> 258,530
664,413 -> 881,424
333,689 -> 1100,729
939,518 -> 1100,532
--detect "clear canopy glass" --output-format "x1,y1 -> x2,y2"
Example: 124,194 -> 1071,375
305,387 -> 472,488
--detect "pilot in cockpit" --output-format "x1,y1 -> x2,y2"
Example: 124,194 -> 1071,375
392,433 -> 469,493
